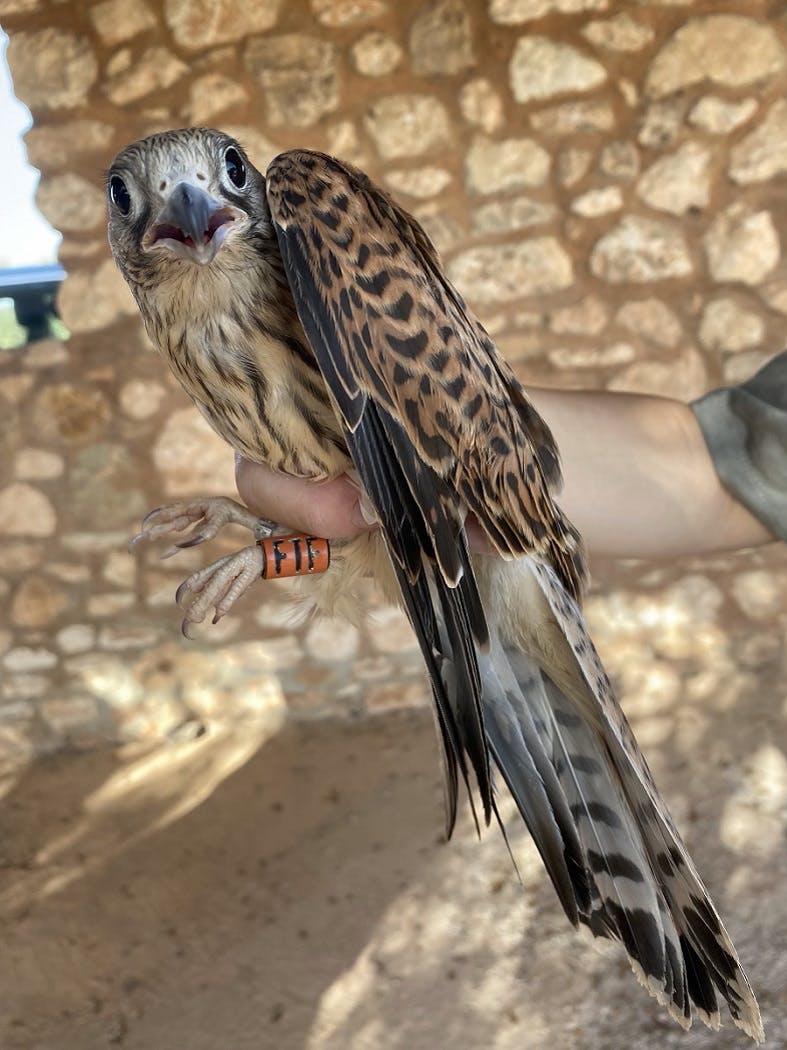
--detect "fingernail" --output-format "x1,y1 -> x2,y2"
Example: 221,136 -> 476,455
351,501 -> 377,530
354,493 -> 379,528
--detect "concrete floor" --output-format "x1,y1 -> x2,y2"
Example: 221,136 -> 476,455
1,703 -> 785,1050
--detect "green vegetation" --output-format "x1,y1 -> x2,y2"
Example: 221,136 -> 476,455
0,298 -> 25,348
0,297 -> 69,349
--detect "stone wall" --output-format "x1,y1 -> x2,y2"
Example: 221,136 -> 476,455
1,0 -> 786,766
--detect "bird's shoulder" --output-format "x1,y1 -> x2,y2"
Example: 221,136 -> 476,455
265,149 -> 437,258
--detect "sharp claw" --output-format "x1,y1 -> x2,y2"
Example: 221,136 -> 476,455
177,534 -> 205,549
175,579 -> 191,607
161,546 -> 180,560
181,618 -> 196,640
128,532 -> 146,551
141,506 -> 164,528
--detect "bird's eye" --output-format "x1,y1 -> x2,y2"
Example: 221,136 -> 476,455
109,174 -> 131,215
225,147 -> 246,189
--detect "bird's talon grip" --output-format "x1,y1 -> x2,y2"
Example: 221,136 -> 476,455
258,534 -> 330,579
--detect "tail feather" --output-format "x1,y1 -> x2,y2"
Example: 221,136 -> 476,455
537,669 -> 680,1000
491,640 -> 688,1016
479,639 -> 591,925
609,737 -> 762,1039
476,559 -> 763,1041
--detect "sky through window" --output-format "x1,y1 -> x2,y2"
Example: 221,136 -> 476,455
0,29 -> 62,269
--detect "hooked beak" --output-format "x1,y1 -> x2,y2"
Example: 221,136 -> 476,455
143,182 -> 245,265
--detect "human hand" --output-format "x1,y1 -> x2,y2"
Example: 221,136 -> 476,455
235,457 -> 494,552
235,457 -> 376,540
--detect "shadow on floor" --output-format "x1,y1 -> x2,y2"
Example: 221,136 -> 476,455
1,702 -> 784,1050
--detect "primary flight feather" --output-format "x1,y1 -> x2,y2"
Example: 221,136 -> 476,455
107,127 -> 762,1040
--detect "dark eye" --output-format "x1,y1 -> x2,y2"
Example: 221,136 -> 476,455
109,174 -> 131,215
225,146 -> 246,188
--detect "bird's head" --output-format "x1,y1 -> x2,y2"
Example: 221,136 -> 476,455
107,128 -> 270,296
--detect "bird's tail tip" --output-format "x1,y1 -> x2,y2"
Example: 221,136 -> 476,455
628,954 -> 764,1042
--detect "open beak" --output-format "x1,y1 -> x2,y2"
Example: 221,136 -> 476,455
143,182 -> 245,265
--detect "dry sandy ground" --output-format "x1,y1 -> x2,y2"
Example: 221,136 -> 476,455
1,705 -> 785,1050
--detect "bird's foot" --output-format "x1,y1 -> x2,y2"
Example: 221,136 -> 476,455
129,496 -> 275,558
175,545 -> 265,637
130,497 -> 278,636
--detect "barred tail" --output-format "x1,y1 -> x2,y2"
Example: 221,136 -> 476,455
480,597 -> 762,1041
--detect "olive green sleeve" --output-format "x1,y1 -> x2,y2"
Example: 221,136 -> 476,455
691,352 -> 787,543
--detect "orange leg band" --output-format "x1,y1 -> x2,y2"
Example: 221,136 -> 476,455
258,534 -> 331,579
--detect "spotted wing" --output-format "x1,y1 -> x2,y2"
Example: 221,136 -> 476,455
266,149 -> 581,832
266,149 -> 585,599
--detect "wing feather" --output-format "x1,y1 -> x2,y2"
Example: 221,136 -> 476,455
266,148 -> 586,832
271,185 -> 490,825
266,149 -> 586,599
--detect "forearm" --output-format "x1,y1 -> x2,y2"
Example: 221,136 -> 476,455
236,387 -> 777,560
527,386 -> 775,558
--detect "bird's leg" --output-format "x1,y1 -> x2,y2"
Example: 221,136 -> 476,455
130,496 -> 277,636
174,546 -> 266,636
129,496 -> 275,556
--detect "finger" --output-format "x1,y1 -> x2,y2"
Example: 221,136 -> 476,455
235,458 -> 374,540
